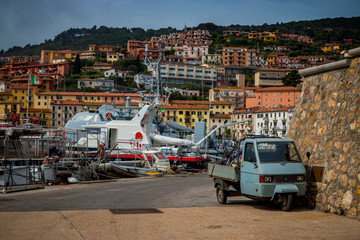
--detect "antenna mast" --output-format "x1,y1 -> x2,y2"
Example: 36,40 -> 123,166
143,43 -> 163,104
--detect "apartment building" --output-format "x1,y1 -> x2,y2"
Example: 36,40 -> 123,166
77,78 -> 114,91
161,104 -> 209,130
164,87 -> 200,97
176,45 -> 208,59
169,100 -> 233,116
1,60 -> 70,78
160,99 -> 232,131
253,106 -> 294,137
89,45 -> 119,53
41,50 -> 81,64
0,56 -> 40,63
202,54 -> 221,65
51,100 -> 85,128
10,73 -> 55,91
231,106 -> 294,138
127,40 -> 161,59
150,30 -> 210,48
222,47 -> 248,66
0,79 -> 11,92
79,51 -> 96,60
104,69 -> 128,78
35,92 -> 141,108
107,52 -> 125,62
158,62 -> 217,87
232,109 -> 254,138
246,86 -> 300,109
209,86 -> 257,110
83,62 -> 112,72
254,69 -> 289,87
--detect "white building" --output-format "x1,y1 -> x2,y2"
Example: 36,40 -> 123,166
253,107 -> 294,137
164,87 -> 200,97
176,45 -> 208,59
158,62 -> 217,87
78,78 -> 114,91
232,106 -> 294,138
104,69 -> 128,78
133,73 -> 153,89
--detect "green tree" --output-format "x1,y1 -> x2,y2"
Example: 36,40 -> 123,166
282,70 -> 302,87
73,54 -> 81,74
229,79 -> 237,86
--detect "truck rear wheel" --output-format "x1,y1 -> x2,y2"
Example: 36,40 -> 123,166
281,194 -> 293,211
216,186 -> 227,204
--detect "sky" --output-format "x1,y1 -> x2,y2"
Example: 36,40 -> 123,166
1,0 -> 359,51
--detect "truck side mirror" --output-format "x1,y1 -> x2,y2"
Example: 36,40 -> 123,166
306,152 -> 311,159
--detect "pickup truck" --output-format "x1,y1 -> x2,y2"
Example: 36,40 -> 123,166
208,137 -> 307,211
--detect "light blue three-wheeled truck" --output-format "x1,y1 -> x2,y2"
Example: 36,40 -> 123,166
208,137 -> 307,211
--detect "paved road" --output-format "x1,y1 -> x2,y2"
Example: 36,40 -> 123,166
0,173 -> 244,211
1,173 -> 360,240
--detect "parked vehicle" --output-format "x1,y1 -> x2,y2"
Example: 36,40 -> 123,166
208,137 -> 307,211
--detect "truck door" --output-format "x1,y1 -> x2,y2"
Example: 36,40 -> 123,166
240,142 -> 261,197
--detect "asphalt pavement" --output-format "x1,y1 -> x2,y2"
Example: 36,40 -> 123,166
0,173 -> 359,240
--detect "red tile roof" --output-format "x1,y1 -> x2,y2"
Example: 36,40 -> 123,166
255,106 -> 294,113
160,104 -> 209,110
37,92 -> 141,97
256,86 -> 299,92
211,114 -> 231,119
170,100 -> 231,105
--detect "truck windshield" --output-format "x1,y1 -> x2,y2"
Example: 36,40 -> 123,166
257,142 -> 301,163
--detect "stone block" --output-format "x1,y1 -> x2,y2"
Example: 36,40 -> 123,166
339,174 -> 348,188
340,164 -> 348,173
356,186 -> 360,197
347,207 -> 357,218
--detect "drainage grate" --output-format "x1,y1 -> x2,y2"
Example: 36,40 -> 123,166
109,208 -> 163,214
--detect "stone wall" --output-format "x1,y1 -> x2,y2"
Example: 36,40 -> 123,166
287,57 -> 360,219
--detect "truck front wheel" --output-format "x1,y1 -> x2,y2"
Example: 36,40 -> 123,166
216,186 -> 227,204
281,194 -> 293,211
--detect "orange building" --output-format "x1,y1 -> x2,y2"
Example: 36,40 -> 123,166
222,47 -> 248,66
127,40 -> 161,59
89,45 -> 119,53
41,50 -> 81,64
246,86 -> 300,109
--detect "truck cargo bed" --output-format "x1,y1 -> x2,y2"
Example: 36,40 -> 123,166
208,162 -> 239,182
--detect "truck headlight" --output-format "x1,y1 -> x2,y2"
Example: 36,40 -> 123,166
296,175 -> 305,182
264,176 -> 272,183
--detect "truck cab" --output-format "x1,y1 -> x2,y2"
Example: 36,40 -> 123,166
208,137 -> 307,211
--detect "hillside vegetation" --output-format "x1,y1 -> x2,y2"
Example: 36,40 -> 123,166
1,17 -> 359,57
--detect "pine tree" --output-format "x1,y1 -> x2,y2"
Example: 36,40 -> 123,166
73,54 -> 81,74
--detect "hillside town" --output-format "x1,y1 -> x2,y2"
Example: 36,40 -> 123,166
0,29 -> 349,138
1,0 -> 360,236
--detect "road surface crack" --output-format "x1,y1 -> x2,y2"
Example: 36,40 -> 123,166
57,211 -> 86,240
